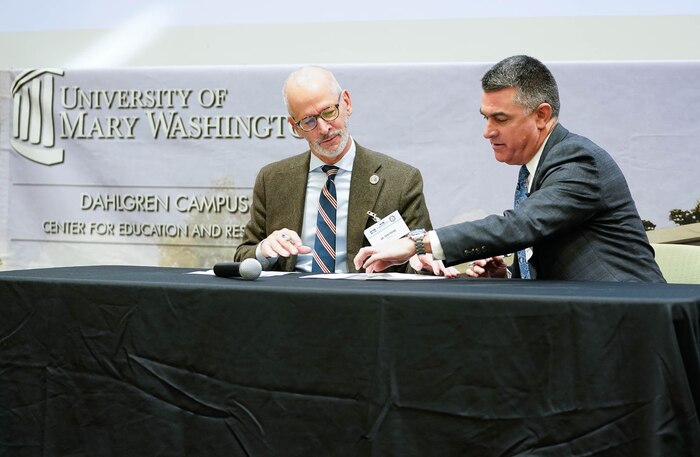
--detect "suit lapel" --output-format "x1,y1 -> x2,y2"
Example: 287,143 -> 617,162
531,123 -> 568,192
347,145 -> 383,263
272,152 -> 309,234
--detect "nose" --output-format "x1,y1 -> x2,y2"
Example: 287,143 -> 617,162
483,120 -> 496,139
316,116 -> 333,134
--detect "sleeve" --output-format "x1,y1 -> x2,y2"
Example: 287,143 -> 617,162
396,167 -> 434,273
233,169 -> 269,262
437,143 -> 604,266
399,167 -> 433,232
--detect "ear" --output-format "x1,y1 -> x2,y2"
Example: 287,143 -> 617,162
342,90 -> 353,117
287,116 -> 300,135
534,103 -> 553,128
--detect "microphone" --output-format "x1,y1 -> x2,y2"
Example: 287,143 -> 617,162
213,258 -> 262,280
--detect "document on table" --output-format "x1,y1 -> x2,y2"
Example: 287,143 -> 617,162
187,271 -> 446,280
302,272 -> 447,280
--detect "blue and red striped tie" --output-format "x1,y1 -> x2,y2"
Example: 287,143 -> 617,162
312,165 -> 339,273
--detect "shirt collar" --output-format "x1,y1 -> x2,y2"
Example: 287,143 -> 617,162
525,129 -> 554,178
308,136 -> 356,173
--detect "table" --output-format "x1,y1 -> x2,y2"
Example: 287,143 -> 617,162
1,266 -> 699,456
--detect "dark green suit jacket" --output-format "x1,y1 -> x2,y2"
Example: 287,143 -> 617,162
234,143 -> 433,272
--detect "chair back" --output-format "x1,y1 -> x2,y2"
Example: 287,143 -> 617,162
651,243 -> 700,284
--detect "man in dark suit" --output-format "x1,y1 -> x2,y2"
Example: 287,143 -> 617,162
354,55 -> 665,282
235,66 -> 451,274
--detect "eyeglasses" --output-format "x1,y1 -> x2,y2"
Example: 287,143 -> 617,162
294,94 -> 342,132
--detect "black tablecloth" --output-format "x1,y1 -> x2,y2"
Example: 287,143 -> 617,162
1,266 -> 699,456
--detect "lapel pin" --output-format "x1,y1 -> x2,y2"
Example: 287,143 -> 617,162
369,174 -> 379,185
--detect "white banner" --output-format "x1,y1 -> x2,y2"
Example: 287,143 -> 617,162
1,63 -> 698,270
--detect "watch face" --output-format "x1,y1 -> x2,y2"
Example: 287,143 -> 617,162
409,229 -> 425,240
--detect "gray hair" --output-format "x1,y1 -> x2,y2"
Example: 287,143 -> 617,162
282,66 -> 342,116
481,55 -> 560,117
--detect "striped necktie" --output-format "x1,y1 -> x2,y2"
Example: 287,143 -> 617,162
514,165 -> 532,279
312,165 -> 339,273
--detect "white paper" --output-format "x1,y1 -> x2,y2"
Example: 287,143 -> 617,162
301,272 -> 447,281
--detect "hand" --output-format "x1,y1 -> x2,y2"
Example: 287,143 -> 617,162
353,238 -> 415,273
465,256 -> 508,278
260,229 -> 312,258
409,254 -> 461,278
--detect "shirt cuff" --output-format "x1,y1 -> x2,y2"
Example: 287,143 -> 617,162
428,230 -> 445,260
255,242 -> 278,270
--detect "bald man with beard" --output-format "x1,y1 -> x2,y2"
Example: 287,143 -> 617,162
235,66 -> 454,275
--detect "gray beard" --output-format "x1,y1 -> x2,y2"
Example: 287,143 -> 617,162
310,117 -> 350,160
311,130 -> 349,159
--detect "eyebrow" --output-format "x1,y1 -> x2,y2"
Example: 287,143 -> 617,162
301,102 -> 337,119
479,109 -> 508,118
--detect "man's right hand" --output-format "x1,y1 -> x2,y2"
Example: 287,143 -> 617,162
260,229 -> 312,258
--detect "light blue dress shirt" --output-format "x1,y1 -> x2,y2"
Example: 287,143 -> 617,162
256,139 -> 356,272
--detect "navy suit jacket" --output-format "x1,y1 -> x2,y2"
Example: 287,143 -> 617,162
437,124 -> 665,282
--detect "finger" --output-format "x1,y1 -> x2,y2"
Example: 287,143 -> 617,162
439,263 -> 453,277
277,230 -> 307,256
362,252 -> 386,271
412,255 -> 430,272
353,248 -> 372,269
466,263 -> 479,277
368,260 -> 392,273
361,255 -> 383,272
357,249 -> 380,271
260,239 -> 279,258
282,240 -> 299,256
266,237 -> 293,257
296,245 -> 312,254
409,255 -> 421,272
269,230 -> 301,257
465,268 -> 478,278
281,230 -> 304,247
445,267 -> 460,278
477,258 -> 492,268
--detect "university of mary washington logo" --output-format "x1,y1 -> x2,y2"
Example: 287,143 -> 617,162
9,68 -> 297,167
11,69 -> 65,166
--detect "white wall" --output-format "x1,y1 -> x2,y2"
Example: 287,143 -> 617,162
1,1 -> 699,68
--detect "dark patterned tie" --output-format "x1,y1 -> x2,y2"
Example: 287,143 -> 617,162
312,165 -> 339,273
514,165 -> 531,279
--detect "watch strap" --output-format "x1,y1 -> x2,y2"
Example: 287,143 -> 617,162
415,236 -> 426,256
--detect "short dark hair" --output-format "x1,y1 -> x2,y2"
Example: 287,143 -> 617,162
481,55 -> 560,117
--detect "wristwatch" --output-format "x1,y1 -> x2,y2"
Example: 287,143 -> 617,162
408,228 -> 427,256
